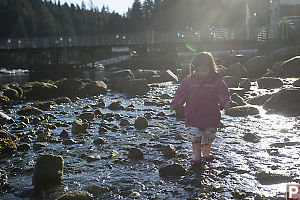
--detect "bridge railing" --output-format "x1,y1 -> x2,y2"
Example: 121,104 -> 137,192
0,28 -> 265,50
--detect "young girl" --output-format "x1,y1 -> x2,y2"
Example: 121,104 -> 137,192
170,52 -> 231,164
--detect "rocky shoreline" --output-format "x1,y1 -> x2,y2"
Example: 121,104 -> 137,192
0,50 -> 300,199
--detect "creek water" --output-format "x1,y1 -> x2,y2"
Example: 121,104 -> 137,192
0,71 -> 299,199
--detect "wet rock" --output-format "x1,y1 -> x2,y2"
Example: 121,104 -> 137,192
226,62 -> 247,77
86,185 -> 109,196
263,88 -> 300,116
62,139 -> 76,145
98,127 -> 108,134
144,100 -> 158,106
124,79 -> 150,96
242,132 -> 261,143
224,76 -> 241,88
94,109 -> 102,117
71,120 -> 89,135
57,190 -> 93,200
33,142 -> 48,150
60,129 -> 69,138
230,93 -> 246,106
162,144 -> 176,158
0,130 -> 17,157
243,56 -> 268,78
33,101 -> 56,111
79,112 -> 95,122
32,154 -> 64,189
0,168 -> 7,188
81,80 -> 107,97
293,78 -> 300,87
174,133 -> 185,140
273,56 -> 300,77
2,88 -> 19,100
270,141 -> 300,148
111,69 -> 134,79
229,88 -> 246,96
255,170 -> 292,185
247,94 -> 272,105
52,96 -> 72,104
17,143 -> 31,151
135,69 -> 157,79
159,163 -> 186,177
160,93 -> 172,99
128,148 -> 144,160
159,70 -> 178,82
120,118 -> 131,126
257,77 -> 283,89
86,155 -> 100,162
25,82 -> 58,99
130,191 -> 141,199
93,137 -> 105,145
0,111 -> 12,124
17,106 -> 43,116
0,92 -> 10,105
134,117 -> 148,130
56,79 -> 85,98
225,106 -> 259,117
239,78 -> 251,91
108,101 -> 124,110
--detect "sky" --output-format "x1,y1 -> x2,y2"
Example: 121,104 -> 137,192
61,0 -> 137,14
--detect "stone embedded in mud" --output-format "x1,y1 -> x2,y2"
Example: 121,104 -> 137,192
79,112 -> 95,122
225,106 -> 259,117
159,163 -> 186,177
162,144 -> 177,158
17,106 -> 43,116
71,120 -> 89,135
263,88 -> 300,116
134,116 -> 148,130
257,77 -> 283,89
247,94 -> 272,105
108,101 -> 124,110
57,190 -> 93,200
32,154 -> 64,189
242,132 -> 261,143
128,148 -> 144,160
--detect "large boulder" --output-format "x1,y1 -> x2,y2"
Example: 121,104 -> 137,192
225,106 -> 259,117
158,70 -> 178,82
273,56 -> 300,77
223,76 -> 242,88
257,77 -> 283,89
80,80 -> 107,97
2,88 -> 19,100
247,94 -> 272,105
56,79 -> 85,98
32,154 -> 64,189
123,79 -> 150,96
24,82 -> 58,99
263,88 -> 300,116
243,56 -> 269,78
226,62 -> 247,77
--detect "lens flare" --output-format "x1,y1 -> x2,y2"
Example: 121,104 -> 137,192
185,43 -> 197,52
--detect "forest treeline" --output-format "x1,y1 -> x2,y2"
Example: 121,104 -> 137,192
0,0 -> 270,39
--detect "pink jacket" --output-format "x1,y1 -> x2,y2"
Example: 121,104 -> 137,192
171,74 -> 231,129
